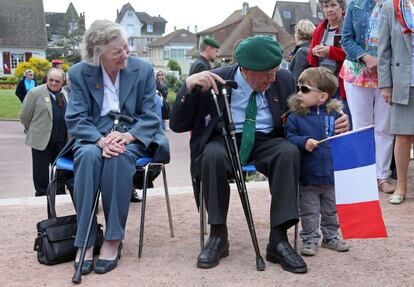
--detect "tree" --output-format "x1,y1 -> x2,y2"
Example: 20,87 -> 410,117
167,59 -> 182,75
14,58 -> 50,83
56,15 -> 84,57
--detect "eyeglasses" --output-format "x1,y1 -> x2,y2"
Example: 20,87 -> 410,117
48,78 -> 61,84
297,84 -> 323,94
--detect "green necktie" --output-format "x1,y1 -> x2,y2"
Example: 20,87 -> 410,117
239,91 -> 257,165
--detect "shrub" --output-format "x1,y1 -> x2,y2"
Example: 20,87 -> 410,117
0,76 -> 17,84
14,57 -> 50,83
167,59 -> 182,75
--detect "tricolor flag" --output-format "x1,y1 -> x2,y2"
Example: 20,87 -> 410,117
329,125 -> 388,239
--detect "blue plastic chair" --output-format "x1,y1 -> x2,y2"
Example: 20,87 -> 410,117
51,156 -> 174,258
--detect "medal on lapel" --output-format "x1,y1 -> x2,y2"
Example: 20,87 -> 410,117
95,83 -> 101,90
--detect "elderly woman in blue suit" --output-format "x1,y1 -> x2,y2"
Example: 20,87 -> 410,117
66,20 -> 169,275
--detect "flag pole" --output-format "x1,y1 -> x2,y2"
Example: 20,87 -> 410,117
317,125 -> 374,144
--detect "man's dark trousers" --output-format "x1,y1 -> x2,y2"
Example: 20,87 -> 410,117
197,132 -> 300,230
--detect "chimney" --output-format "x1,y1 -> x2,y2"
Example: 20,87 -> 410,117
242,2 -> 249,16
174,26 -> 176,31
310,0 -> 317,18
117,9 -> 119,18
194,25 -> 198,34
187,25 -> 190,31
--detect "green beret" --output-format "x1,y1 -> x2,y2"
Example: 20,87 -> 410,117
203,37 -> 220,49
235,35 -> 283,71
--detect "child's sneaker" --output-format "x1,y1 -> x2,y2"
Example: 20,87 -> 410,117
322,238 -> 349,252
300,242 -> 317,256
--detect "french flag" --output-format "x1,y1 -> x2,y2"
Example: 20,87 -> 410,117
329,125 -> 388,239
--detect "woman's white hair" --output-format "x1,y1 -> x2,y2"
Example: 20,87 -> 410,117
81,20 -> 129,67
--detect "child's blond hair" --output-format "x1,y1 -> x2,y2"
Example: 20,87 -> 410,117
298,67 -> 338,98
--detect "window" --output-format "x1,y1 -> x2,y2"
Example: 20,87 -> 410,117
282,11 -> 292,19
11,53 -> 24,69
147,24 -> 153,33
128,11 -> 134,17
127,24 -> 134,34
164,49 -> 170,59
170,48 -> 186,60
128,38 -> 134,47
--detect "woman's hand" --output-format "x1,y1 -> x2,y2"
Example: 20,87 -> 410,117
312,45 -> 329,58
380,87 -> 393,104
96,132 -> 136,158
361,54 -> 378,72
334,113 -> 349,134
105,131 -> 136,145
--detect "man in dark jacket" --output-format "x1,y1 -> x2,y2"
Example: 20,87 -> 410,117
15,69 -> 37,102
171,35 -> 349,274
189,37 -> 220,75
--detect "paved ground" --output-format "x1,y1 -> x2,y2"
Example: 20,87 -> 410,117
1,120 -> 414,286
0,120 -> 192,199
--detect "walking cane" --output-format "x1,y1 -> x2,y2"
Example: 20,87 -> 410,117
72,112 -> 134,283
210,80 -> 265,271
72,189 -> 100,284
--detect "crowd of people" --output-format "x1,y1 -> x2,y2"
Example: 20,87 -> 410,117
14,0 -> 413,279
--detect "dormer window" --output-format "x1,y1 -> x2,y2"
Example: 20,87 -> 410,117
128,11 -> 134,17
147,24 -> 153,32
282,11 -> 292,19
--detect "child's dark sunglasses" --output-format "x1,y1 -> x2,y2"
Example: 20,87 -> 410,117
297,85 -> 322,94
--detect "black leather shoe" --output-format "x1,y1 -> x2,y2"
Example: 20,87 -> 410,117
74,260 -> 94,275
266,241 -> 307,273
35,191 -> 46,197
130,190 -> 142,202
197,236 -> 229,268
94,242 -> 123,274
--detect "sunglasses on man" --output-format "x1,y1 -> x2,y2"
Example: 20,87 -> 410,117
297,84 -> 323,94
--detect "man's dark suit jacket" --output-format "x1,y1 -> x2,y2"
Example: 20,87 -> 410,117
189,55 -> 212,75
170,64 -> 296,203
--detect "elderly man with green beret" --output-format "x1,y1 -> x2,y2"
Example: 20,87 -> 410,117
189,37 -> 220,75
170,35 -> 348,274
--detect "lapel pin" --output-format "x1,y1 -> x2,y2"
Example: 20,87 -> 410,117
273,97 -> 279,102
95,83 -> 101,90
45,97 -> 50,103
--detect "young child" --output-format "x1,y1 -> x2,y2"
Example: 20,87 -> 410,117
285,67 -> 349,256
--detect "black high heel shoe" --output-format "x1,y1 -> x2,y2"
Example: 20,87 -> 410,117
73,260 -> 94,275
94,242 -> 123,274
74,247 -> 94,275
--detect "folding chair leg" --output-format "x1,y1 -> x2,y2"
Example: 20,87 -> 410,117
138,164 -> 150,258
199,185 -> 204,250
161,164 -> 174,237
294,183 -> 299,253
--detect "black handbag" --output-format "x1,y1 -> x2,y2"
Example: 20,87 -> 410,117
34,214 -> 77,265
34,175 -> 103,265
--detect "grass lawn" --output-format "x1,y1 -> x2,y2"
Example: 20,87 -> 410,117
0,89 -> 20,120
0,89 -> 177,121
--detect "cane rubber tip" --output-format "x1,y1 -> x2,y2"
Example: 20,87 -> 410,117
256,257 -> 266,271
72,275 -> 81,284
